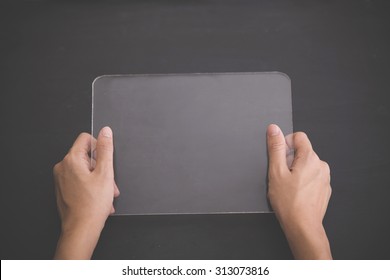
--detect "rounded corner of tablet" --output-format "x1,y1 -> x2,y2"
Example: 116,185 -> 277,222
271,71 -> 291,84
92,75 -> 111,90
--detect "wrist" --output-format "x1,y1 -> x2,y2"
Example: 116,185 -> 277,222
277,214 -> 332,260
55,221 -> 103,260
276,209 -> 322,234
61,215 -> 105,237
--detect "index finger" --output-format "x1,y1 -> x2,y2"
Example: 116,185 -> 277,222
290,132 -> 313,170
69,132 -> 96,156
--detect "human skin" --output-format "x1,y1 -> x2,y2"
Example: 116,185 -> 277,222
267,124 -> 332,259
53,126 -> 119,259
53,124 -> 332,259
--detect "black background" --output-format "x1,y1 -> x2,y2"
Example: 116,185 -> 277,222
1,0 -> 390,259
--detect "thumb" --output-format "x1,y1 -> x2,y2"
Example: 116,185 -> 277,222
95,126 -> 114,174
267,124 -> 289,175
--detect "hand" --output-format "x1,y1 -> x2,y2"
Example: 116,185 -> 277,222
53,127 -> 119,259
267,124 -> 332,259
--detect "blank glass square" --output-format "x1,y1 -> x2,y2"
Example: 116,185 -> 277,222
92,72 -> 292,215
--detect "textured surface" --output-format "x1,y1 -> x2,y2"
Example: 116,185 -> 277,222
1,0 -> 390,259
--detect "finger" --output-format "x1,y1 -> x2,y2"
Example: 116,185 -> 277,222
70,132 -> 94,155
267,124 -> 289,175
90,158 -> 97,171
290,132 -> 313,170
68,133 -> 97,168
114,181 -> 120,198
86,137 -> 98,171
284,133 -> 295,169
321,160 -> 331,183
90,137 -> 97,157
95,126 -> 114,174
293,131 -> 313,153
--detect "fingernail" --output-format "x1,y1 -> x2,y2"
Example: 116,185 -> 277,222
101,126 -> 112,138
268,124 -> 280,136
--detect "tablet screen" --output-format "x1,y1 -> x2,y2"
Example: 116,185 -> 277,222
92,72 -> 292,215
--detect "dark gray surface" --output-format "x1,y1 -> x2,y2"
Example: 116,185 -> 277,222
1,0 -> 390,259
92,73 -> 292,215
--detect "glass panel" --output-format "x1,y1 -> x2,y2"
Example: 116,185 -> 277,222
92,72 -> 293,215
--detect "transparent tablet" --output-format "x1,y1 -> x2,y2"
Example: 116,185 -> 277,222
92,72 -> 293,215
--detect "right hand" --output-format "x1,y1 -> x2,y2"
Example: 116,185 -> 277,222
267,124 -> 332,259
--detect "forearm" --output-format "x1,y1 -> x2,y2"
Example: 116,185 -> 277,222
281,220 -> 332,260
54,224 -> 103,260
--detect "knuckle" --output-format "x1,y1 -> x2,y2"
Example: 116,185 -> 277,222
310,150 -> 320,162
76,132 -> 91,143
63,153 -> 73,164
294,131 -> 308,143
62,152 -> 79,167
293,132 -> 313,151
320,160 -> 331,182
321,161 -> 331,173
295,131 -> 307,139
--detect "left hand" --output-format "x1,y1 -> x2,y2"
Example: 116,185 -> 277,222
53,126 -> 119,259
